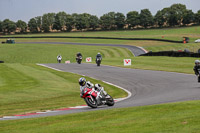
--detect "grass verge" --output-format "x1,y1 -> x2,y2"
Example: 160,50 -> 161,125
0,100 -> 200,133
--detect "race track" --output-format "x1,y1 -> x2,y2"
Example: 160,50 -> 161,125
2,63 -> 200,120
1,42 -> 199,120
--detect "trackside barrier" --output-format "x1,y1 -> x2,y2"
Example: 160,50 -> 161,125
140,51 -> 200,57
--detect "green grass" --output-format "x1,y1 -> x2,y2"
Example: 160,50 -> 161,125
3,26 -> 200,41
0,27 -> 200,132
103,56 -> 195,74
1,100 -> 200,133
0,63 -> 127,117
0,43 -> 133,63
0,43 -> 196,74
1,26 -> 200,52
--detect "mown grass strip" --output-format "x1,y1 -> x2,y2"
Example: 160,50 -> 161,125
0,100 -> 200,133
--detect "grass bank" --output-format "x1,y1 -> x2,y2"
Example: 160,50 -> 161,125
0,100 -> 200,133
0,43 -> 196,74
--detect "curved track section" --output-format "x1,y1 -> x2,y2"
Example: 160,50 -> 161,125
2,63 -> 200,120
17,42 -> 147,56
44,63 -> 200,107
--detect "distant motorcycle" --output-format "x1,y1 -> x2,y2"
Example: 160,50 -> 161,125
81,87 -> 114,108
96,57 -> 102,66
76,56 -> 82,64
197,69 -> 200,82
57,56 -> 62,63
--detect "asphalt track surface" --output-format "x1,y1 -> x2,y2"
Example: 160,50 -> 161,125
16,42 -> 147,56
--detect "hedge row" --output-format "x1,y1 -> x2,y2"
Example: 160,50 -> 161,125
140,51 -> 200,57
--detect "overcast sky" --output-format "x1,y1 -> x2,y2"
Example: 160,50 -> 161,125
0,0 -> 199,22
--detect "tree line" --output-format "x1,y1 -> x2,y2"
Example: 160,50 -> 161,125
0,3 -> 200,34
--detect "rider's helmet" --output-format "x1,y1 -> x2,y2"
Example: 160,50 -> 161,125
77,52 -> 81,55
195,60 -> 200,66
79,77 -> 86,86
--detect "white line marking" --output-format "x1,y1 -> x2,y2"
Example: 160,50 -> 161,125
37,64 -> 63,71
3,116 -> 19,119
69,106 -> 88,109
102,81 -> 132,101
36,112 -> 48,114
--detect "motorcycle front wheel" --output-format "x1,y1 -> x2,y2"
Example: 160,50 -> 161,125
106,95 -> 115,106
84,97 -> 98,108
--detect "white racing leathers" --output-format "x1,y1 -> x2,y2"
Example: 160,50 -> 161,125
80,81 -> 107,101
80,81 -> 94,96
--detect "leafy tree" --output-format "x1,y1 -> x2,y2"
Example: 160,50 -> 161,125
168,4 -> 187,26
126,11 -> 140,29
53,11 -> 67,31
16,20 -> 27,33
154,10 -> 165,27
139,9 -> 154,28
100,12 -> 115,30
2,19 -> 16,33
65,14 -> 74,31
182,10 -> 195,25
114,12 -> 125,29
160,8 -> 170,26
0,21 -> 2,32
35,16 -> 42,32
73,13 -> 90,30
28,18 -> 38,32
195,10 -> 200,24
89,15 -> 99,30
28,17 -> 42,33
42,13 -> 55,32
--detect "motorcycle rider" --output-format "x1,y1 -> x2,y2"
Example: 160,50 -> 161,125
57,54 -> 62,63
79,77 -> 107,103
94,83 -> 107,96
193,60 -> 200,82
76,52 -> 82,58
96,52 -> 102,61
76,52 -> 82,63
79,77 -> 94,97
96,52 -> 102,66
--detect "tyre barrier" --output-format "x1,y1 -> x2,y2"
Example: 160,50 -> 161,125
140,51 -> 200,57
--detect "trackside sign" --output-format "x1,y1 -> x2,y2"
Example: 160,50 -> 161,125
65,60 -> 70,64
124,59 -> 131,66
86,57 -> 92,62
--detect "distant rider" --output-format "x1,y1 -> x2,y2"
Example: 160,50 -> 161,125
57,54 -> 62,63
96,52 -> 102,61
76,52 -> 82,58
193,60 -> 200,82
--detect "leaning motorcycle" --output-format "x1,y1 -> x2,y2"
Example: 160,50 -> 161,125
76,56 -> 82,64
81,87 -> 115,108
96,57 -> 102,66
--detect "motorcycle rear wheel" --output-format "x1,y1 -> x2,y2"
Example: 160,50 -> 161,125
85,97 -> 98,108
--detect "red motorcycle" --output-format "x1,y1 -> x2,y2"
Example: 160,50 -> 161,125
81,87 -> 115,108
